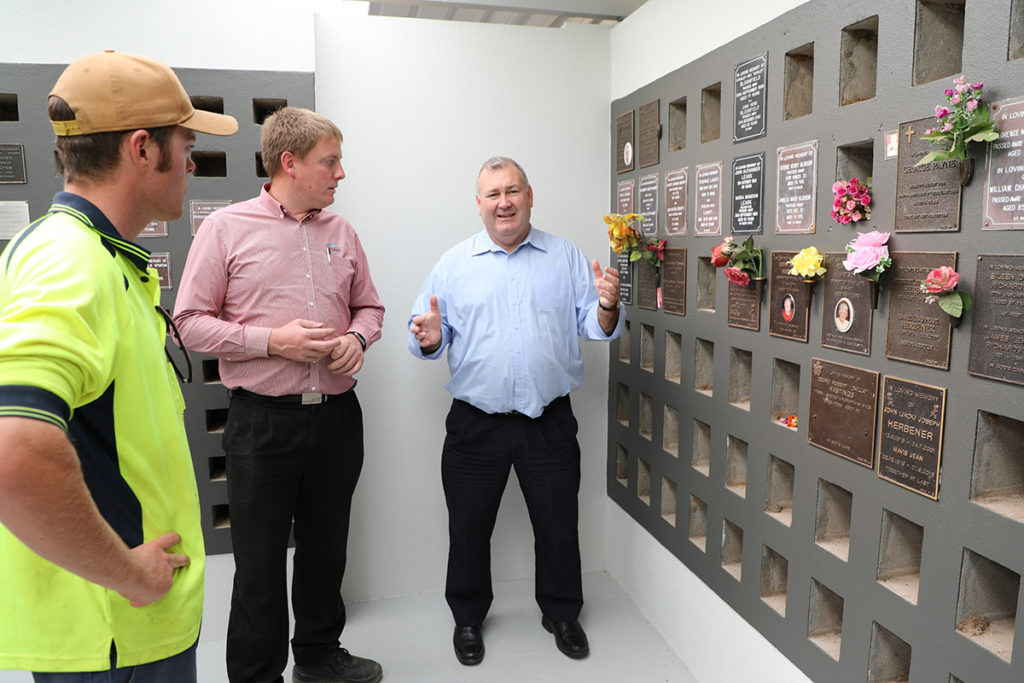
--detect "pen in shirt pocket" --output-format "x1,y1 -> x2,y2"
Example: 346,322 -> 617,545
326,242 -> 342,264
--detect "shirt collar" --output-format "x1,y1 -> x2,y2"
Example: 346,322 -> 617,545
259,183 -> 323,222
49,192 -> 152,273
470,225 -> 548,256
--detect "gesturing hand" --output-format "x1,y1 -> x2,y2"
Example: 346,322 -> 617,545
591,259 -> 620,310
410,296 -> 442,352
268,319 -> 339,362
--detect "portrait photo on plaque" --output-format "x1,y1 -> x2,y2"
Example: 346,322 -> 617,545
884,251 -> 956,370
616,110 -> 635,174
808,358 -> 879,468
878,376 -> 946,500
775,140 -> 817,234
821,253 -> 872,355
895,117 -> 962,232
968,254 -> 1024,386
984,97 -> 1024,230
769,251 -> 809,341
665,168 -> 687,235
694,161 -> 723,236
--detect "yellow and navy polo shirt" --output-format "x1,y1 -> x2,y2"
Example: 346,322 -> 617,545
0,193 -> 204,671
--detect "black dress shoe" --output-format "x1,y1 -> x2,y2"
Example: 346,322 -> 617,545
453,625 -> 484,665
541,616 -> 590,659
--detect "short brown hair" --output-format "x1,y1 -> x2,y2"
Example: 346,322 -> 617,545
261,107 -> 342,178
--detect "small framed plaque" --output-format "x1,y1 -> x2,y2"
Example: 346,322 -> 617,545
983,97 -> 1024,230
884,130 -> 899,159
731,152 -> 764,235
665,168 -> 687,235
878,376 -> 946,500
638,173 -> 659,236
139,220 -> 169,238
0,144 -> 27,184
636,261 -> 658,310
694,161 -> 723,237
616,253 -> 633,306
148,252 -> 173,291
616,110 -> 635,174
637,99 -> 661,169
616,179 -> 635,215
820,252 -> 873,355
190,199 -> 232,235
661,248 -> 686,316
768,251 -> 809,342
727,279 -> 763,331
733,53 -> 768,143
895,118 -> 962,232
968,254 -> 1024,385
808,358 -> 879,468
776,140 -> 817,234
884,251 -> 956,370
0,201 -> 30,241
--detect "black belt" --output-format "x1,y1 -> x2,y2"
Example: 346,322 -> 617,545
230,388 -> 339,405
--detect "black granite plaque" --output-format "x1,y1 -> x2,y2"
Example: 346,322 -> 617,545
190,199 -> 232,235
808,358 -> 879,468
638,99 -> 660,169
665,168 -> 687,235
820,252 -> 872,355
616,253 -> 633,306
0,144 -> 27,184
731,152 -> 764,234
885,251 -> 956,370
984,97 -> 1024,230
616,179 -> 635,215
638,173 -> 659,236
968,254 -> 1024,385
895,118 -> 962,232
733,53 -> 767,143
636,261 -> 658,310
616,110 -> 635,174
149,252 -> 173,291
878,376 -> 946,500
776,140 -> 817,234
139,220 -> 168,239
727,279 -> 763,331
769,251 -> 809,341
661,248 -> 686,316
694,161 -> 723,236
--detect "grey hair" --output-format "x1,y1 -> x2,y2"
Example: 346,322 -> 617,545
477,156 -> 529,193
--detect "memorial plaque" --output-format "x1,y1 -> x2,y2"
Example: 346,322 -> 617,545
776,140 -> 817,234
731,152 -> 764,234
148,252 -> 173,291
694,161 -> 723,236
884,251 -> 956,370
820,252 -> 873,355
616,110 -> 635,174
733,53 -> 767,143
0,144 -> 27,184
637,99 -> 660,169
616,179 -> 635,215
808,358 -> 879,468
661,248 -> 686,316
190,199 -> 231,235
878,376 -> 946,500
636,261 -> 658,310
769,251 -> 809,341
895,117 -> 962,232
968,254 -> 1024,386
139,220 -> 168,238
665,168 -> 687,235
983,97 -> 1024,230
727,280 -> 762,331
638,173 -> 659,236
0,201 -> 30,241
616,253 -> 633,306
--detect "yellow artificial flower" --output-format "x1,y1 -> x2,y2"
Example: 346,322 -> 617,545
604,213 -> 643,253
788,246 -> 827,280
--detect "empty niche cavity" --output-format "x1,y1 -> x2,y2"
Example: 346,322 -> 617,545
616,382 -> 629,427
618,320 -> 631,364
208,455 -> 226,481
665,330 -> 681,383
695,337 -> 714,395
721,519 -> 743,580
1012,0 -> 1024,60
255,152 -> 268,178
760,545 -> 789,617
689,494 -> 708,551
190,95 -> 224,115
692,418 -> 711,476
771,358 -> 800,429
729,347 -> 752,411
836,140 -> 873,186
192,151 -> 227,177
669,96 -> 687,151
840,15 -> 878,106
970,410 -> 1024,523
701,82 -> 721,143
639,392 -> 653,441
638,457 -> 651,505
212,503 -> 230,529
697,257 -> 716,311
663,404 -> 679,457
253,97 -> 287,124
955,547 -> 1019,662
205,407 -> 228,434
616,444 -> 629,487
808,578 -> 844,661
784,42 -> 814,120
201,358 -> 221,384
867,622 -> 912,683
640,323 -> 655,373
765,454 -> 795,526
725,434 -> 748,498
814,478 -> 852,561
877,509 -> 924,605
661,476 -> 677,526
913,0 -> 965,86
0,93 -> 19,121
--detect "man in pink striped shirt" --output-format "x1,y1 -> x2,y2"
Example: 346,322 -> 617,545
173,107 -> 384,683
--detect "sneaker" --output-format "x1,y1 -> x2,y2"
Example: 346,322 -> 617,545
292,647 -> 382,683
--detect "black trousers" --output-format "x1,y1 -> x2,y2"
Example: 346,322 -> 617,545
441,396 -> 583,627
223,391 -> 364,683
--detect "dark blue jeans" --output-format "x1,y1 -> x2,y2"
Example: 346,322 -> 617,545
32,640 -> 196,683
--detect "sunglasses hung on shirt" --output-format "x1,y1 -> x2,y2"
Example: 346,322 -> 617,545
156,306 -> 193,384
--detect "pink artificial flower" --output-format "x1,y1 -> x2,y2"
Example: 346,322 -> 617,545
973,82 -> 984,91
923,266 -> 959,293
954,75 -> 966,85
846,200 -> 856,211
834,198 -> 842,209
956,83 -> 969,94
943,121 -> 953,132
843,230 -> 891,274
840,215 -> 852,224
849,230 -> 890,248
830,209 -> 839,221
944,88 -> 956,97
966,98 -> 978,112
852,211 -> 862,221
861,194 -> 871,205
950,92 -> 962,105
924,128 -> 934,135
935,106 -> 950,118
710,242 -> 729,268
849,177 -> 859,188
723,267 -> 750,286
832,181 -> 844,194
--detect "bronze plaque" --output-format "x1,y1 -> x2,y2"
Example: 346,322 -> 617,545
878,376 -> 946,500
885,251 -> 956,370
808,358 -> 879,468
661,248 -> 686,316
665,168 -> 687,235
895,117 -> 962,232
733,53 -> 767,143
637,99 -> 660,169
727,279 -> 762,330
616,110 -> 634,174
0,144 -> 27,184
968,254 -> 1024,385
148,252 -> 173,291
616,179 -> 635,215
776,140 -> 817,234
769,251 -> 809,342
821,252 -> 872,355
139,220 -> 168,238
190,199 -> 231,235
694,161 -> 723,236
983,97 -> 1024,230
731,152 -> 764,235
636,261 -> 658,311
616,253 -> 633,306
639,173 -> 659,236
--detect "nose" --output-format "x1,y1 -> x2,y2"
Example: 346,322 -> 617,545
186,155 -> 196,175
335,163 -> 346,181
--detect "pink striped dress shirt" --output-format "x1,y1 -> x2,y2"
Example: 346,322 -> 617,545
172,185 -> 385,396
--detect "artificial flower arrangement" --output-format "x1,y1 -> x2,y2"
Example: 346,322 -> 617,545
918,75 -> 999,165
605,212 -> 666,273
710,235 -> 763,286
831,178 -> 871,225
788,246 -> 827,283
920,266 -> 972,318
842,230 -> 892,283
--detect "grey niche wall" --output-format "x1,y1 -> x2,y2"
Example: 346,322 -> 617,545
608,1 -> 1024,682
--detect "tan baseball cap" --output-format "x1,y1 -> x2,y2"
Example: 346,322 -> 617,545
49,50 -> 238,137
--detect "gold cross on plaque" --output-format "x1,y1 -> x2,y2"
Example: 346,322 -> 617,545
905,126 -> 915,143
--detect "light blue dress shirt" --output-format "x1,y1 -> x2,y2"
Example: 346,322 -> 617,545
408,226 -> 624,418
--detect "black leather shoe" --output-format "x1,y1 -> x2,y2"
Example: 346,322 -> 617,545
541,616 -> 589,659
453,625 -> 484,665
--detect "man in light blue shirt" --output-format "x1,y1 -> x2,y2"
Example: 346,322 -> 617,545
408,156 -> 623,666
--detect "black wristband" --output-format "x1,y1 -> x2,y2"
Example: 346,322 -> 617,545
599,301 -> 620,311
346,330 -> 367,351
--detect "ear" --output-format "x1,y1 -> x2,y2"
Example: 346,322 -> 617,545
280,150 -> 297,178
125,129 -> 153,170
527,184 -> 534,208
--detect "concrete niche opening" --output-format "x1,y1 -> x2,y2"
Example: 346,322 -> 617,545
970,410 -> 1024,523
836,139 -> 874,184
808,578 -> 844,661
814,477 -> 852,561
665,330 -> 681,383
955,547 -> 1019,661
867,621 -> 912,683
760,545 -> 789,617
637,457 -> 651,506
638,392 -> 653,442
913,0 -> 965,86
617,320 -> 631,364
697,256 -> 716,311
765,454 -> 795,527
876,508 -> 924,605
662,404 -> 679,457
721,518 -> 743,580
661,476 -> 677,526
615,444 -> 628,487
729,346 -> 752,411
0,93 -> 19,121
691,418 -> 711,476
616,382 -> 629,427
771,357 -> 800,429
701,82 -> 721,143
669,96 -> 687,152
725,434 -> 748,499
640,323 -> 654,373
839,15 -> 878,106
695,337 -> 714,395
688,494 -> 708,552
784,42 -> 814,120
